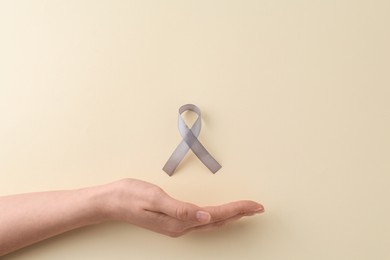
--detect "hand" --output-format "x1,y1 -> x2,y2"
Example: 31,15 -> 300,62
99,179 -> 264,237
0,178 -> 264,255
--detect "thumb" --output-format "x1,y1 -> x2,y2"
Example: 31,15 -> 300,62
159,196 -> 211,223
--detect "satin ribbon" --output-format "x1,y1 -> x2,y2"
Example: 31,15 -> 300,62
163,104 -> 222,176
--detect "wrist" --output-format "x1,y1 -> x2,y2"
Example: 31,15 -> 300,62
81,184 -> 115,223
87,180 -> 133,222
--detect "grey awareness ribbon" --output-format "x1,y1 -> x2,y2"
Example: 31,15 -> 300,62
163,104 -> 222,176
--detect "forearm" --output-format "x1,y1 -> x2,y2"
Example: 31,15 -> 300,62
0,186 -> 107,256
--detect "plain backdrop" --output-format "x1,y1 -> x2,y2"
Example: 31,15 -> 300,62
0,0 -> 389,259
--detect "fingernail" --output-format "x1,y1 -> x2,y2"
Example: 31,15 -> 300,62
196,211 -> 211,223
253,207 -> 265,214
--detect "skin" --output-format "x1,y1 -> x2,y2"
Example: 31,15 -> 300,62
0,178 -> 264,256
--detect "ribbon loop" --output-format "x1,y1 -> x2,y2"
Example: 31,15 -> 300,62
163,104 -> 222,176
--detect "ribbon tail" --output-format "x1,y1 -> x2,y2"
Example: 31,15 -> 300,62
162,141 -> 190,176
183,131 -> 222,174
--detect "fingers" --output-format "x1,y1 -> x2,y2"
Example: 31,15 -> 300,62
155,193 -> 263,226
150,188 -> 263,225
184,209 -> 263,234
148,194 -> 264,237
204,200 -> 264,222
187,213 -> 246,233
143,209 -> 260,238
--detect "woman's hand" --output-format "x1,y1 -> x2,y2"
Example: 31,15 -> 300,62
98,179 -> 264,237
0,178 -> 264,256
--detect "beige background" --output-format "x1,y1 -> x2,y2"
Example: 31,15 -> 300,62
1,0 -> 389,259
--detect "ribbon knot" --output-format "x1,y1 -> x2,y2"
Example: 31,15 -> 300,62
163,104 -> 222,176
